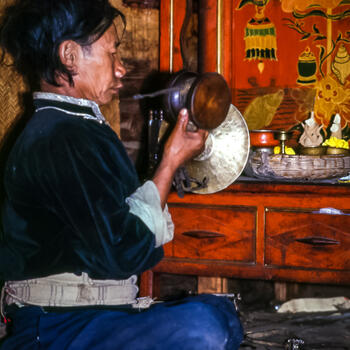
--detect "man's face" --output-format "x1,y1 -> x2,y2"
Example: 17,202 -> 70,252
73,23 -> 126,106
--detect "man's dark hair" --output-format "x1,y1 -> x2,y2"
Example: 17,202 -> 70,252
0,0 -> 125,87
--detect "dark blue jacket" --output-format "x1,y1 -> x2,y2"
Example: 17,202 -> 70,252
0,96 -> 162,281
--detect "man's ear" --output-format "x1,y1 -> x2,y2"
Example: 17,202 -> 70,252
58,40 -> 80,72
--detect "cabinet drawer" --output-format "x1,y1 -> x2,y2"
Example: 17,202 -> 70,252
168,204 -> 256,263
265,208 -> 350,270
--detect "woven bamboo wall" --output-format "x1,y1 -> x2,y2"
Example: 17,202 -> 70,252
0,62 -> 27,148
0,1 -> 28,148
116,0 -> 160,173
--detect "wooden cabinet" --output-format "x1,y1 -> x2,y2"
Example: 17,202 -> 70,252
140,182 -> 350,297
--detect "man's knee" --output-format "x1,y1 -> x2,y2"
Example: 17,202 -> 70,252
178,299 -> 243,350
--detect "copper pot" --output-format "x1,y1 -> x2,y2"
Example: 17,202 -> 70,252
163,70 -> 231,130
249,129 -> 280,147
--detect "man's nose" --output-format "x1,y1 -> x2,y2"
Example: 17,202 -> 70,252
115,60 -> 126,79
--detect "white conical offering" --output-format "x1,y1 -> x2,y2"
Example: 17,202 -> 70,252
330,113 -> 342,139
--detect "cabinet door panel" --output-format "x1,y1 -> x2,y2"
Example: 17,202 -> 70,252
265,208 -> 350,270
169,204 -> 256,262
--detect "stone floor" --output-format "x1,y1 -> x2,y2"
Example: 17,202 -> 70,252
239,307 -> 350,349
233,280 -> 350,349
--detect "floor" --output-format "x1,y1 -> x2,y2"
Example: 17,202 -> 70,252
239,306 -> 350,349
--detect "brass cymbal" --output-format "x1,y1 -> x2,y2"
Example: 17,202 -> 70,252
185,104 -> 250,194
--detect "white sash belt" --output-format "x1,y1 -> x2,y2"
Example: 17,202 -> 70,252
4,272 -> 141,308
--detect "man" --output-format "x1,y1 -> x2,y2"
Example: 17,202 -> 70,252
0,0 -> 243,349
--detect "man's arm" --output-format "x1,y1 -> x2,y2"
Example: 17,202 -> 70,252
152,108 -> 208,209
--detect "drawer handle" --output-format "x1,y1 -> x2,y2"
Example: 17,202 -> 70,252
182,230 -> 225,239
295,236 -> 340,246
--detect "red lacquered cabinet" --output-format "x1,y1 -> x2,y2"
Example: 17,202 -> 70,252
140,182 -> 350,297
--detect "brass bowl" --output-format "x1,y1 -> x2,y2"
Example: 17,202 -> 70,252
326,147 -> 350,155
299,146 -> 327,156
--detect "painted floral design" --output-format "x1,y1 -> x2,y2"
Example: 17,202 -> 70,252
314,75 -> 350,126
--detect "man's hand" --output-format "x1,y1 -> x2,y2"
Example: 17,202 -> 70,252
152,108 -> 208,208
163,108 -> 208,171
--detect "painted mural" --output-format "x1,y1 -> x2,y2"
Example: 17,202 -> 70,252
234,0 -> 350,142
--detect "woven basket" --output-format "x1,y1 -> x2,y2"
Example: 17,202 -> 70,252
250,152 -> 350,180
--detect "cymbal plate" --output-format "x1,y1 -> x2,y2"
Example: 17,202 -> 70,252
185,104 -> 250,194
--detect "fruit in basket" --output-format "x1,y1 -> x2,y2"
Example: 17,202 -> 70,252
273,146 -> 295,155
322,136 -> 349,149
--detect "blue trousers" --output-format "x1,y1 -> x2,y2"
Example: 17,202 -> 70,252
1,294 -> 243,349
